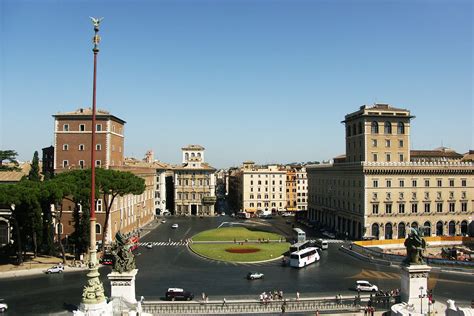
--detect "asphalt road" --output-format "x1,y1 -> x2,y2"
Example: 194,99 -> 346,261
0,216 -> 472,315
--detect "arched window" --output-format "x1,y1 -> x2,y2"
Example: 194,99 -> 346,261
436,221 -> 443,236
197,153 -> 201,158
371,121 -> 379,134
56,223 -> 63,235
448,221 -> 456,236
423,221 -> 431,237
358,122 -> 363,134
95,223 -> 101,234
460,221 -> 468,236
185,153 -> 189,160
397,122 -> 405,134
385,223 -> 393,240
371,223 -> 380,239
411,222 -> 418,229
191,153 -> 195,157
398,222 -> 406,239
384,122 -> 392,134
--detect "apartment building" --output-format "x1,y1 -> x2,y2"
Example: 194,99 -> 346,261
307,103 -> 474,240
295,167 -> 308,211
53,108 -> 125,171
173,145 -> 216,216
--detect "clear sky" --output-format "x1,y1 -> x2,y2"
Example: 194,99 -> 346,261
1,0 -> 472,169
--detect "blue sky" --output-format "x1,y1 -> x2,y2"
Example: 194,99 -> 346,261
1,0 -> 472,169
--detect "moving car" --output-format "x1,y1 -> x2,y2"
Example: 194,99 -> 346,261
46,265 -> 64,274
356,280 -> 378,292
161,219 -> 167,224
0,299 -> 8,313
165,288 -> 194,301
99,255 -> 113,265
171,224 -> 179,229
146,242 -> 153,249
247,272 -> 264,280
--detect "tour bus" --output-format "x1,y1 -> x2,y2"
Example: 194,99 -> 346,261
289,240 -> 311,253
315,238 -> 328,250
293,228 -> 306,243
289,247 -> 320,268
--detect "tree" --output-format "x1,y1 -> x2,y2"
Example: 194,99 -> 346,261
28,151 -> 41,181
95,168 -> 145,250
0,150 -> 20,171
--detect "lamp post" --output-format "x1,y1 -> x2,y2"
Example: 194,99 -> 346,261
419,286 -> 425,315
80,17 -> 106,308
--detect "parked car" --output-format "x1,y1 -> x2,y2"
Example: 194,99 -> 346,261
161,219 -> 167,224
0,299 -> 8,313
356,280 -> 378,292
171,224 -> 179,229
247,272 -> 264,280
165,288 -> 194,301
46,265 -> 64,274
146,242 -> 153,249
99,255 -> 114,265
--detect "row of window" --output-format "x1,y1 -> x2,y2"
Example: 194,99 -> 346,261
249,194 -> 284,200
175,179 -> 210,186
62,160 -> 101,168
373,179 -> 467,188
372,153 -> 405,162
371,220 -> 469,239
250,187 -> 283,192
176,192 -> 210,200
249,174 -> 284,178
62,123 -> 121,133
372,202 -> 468,214
371,139 -> 404,148
251,180 -> 284,185
373,191 -> 467,201
346,121 -> 405,137
62,143 -> 122,152
249,202 -> 283,208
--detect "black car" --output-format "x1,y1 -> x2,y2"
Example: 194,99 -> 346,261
165,288 -> 194,301
100,254 -> 114,265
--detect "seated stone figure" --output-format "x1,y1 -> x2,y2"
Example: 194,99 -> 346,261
403,227 -> 426,265
111,231 -> 136,273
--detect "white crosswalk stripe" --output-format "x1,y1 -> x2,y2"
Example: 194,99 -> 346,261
138,241 -> 189,247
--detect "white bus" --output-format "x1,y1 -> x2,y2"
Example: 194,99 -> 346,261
289,247 -> 320,268
293,228 -> 306,243
289,240 -> 311,253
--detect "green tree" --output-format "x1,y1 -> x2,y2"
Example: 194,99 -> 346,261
28,151 -> 41,181
95,168 -> 145,250
0,150 -> 20,171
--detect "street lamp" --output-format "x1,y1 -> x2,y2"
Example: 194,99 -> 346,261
419,286 -> 425,315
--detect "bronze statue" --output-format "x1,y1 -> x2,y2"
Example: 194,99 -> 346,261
403,227 -> 426,265
111,232 -> 136,273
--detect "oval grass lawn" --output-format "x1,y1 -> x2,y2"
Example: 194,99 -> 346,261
189,242 -> 290,262
192,226 -> 283,242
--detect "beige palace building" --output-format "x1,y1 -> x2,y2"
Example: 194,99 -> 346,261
173,145 -> 217,216
307,104 -> 474,240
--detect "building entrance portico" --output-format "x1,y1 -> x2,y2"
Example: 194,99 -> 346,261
191,204 -> 197,216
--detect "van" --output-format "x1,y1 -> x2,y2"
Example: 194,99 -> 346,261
165,288 -> 194,301
315,239 -> 328,250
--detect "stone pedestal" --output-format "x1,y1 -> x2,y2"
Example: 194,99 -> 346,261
108,269 -> 138,304
400,264 -> 431,314
74,301 -> 112,316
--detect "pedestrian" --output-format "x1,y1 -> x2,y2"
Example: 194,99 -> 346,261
364,306 -> 368,316
315,309 -> 320,316
222,297 -> 227,307
281,302 -> 286,314
205,294 -> 208,303
296,291 -> 300,301
202,292 -> 206,302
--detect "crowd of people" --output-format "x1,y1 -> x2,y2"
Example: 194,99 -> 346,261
259,290 -> 286,304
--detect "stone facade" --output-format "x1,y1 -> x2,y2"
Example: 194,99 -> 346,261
307,104 -> 474,240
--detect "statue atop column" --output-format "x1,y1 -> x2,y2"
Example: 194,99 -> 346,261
403,227 -> 427,265
111,232 -> 136,273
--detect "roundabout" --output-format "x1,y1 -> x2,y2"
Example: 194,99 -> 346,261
189,226 -> 290,263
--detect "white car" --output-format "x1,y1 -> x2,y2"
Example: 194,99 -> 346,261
247,272 -> 264,280
46,265 -> 64,274
146,242 -> 153,249
171,224 -> 179,229
356,280 -> 378,292
161,219 -> 167,224
0,300 -> 8,313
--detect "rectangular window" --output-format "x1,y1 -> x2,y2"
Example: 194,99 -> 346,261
424,203 -> 430,213
95,160 -> 101,167
461,179 -> 467,187
411,203 -> 418,213
96,124 -> 102,131
79,124 -> 85,131
373,153 -> 378,162
386,154 -> 391,162
437,179 -> 442,187
449,179 -> 454,187
398,203 -> 405,214
436,203 -> 443,213
79,144 -> 85,151
373,180 -> 378,188
96,144 -> 101,151
62,160 -> 69,168
399,140 -> 404,148
461,202 -> 467,212
385,139 -> 391,147
449,203 -> 455,212
63,124 -> 69,131
412,180 -> 417,187
399,180 -> 404,187
385,204 -> 392,214
79,160 -> 85,169
386,180 -> 391,188
63,144 -> 69,151
424,180 -> 429,187
372,204 -> 379,214
399,154 -> 404,162
372,139 -> 377,147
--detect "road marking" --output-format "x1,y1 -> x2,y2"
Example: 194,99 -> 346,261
347,269 -> 400,280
